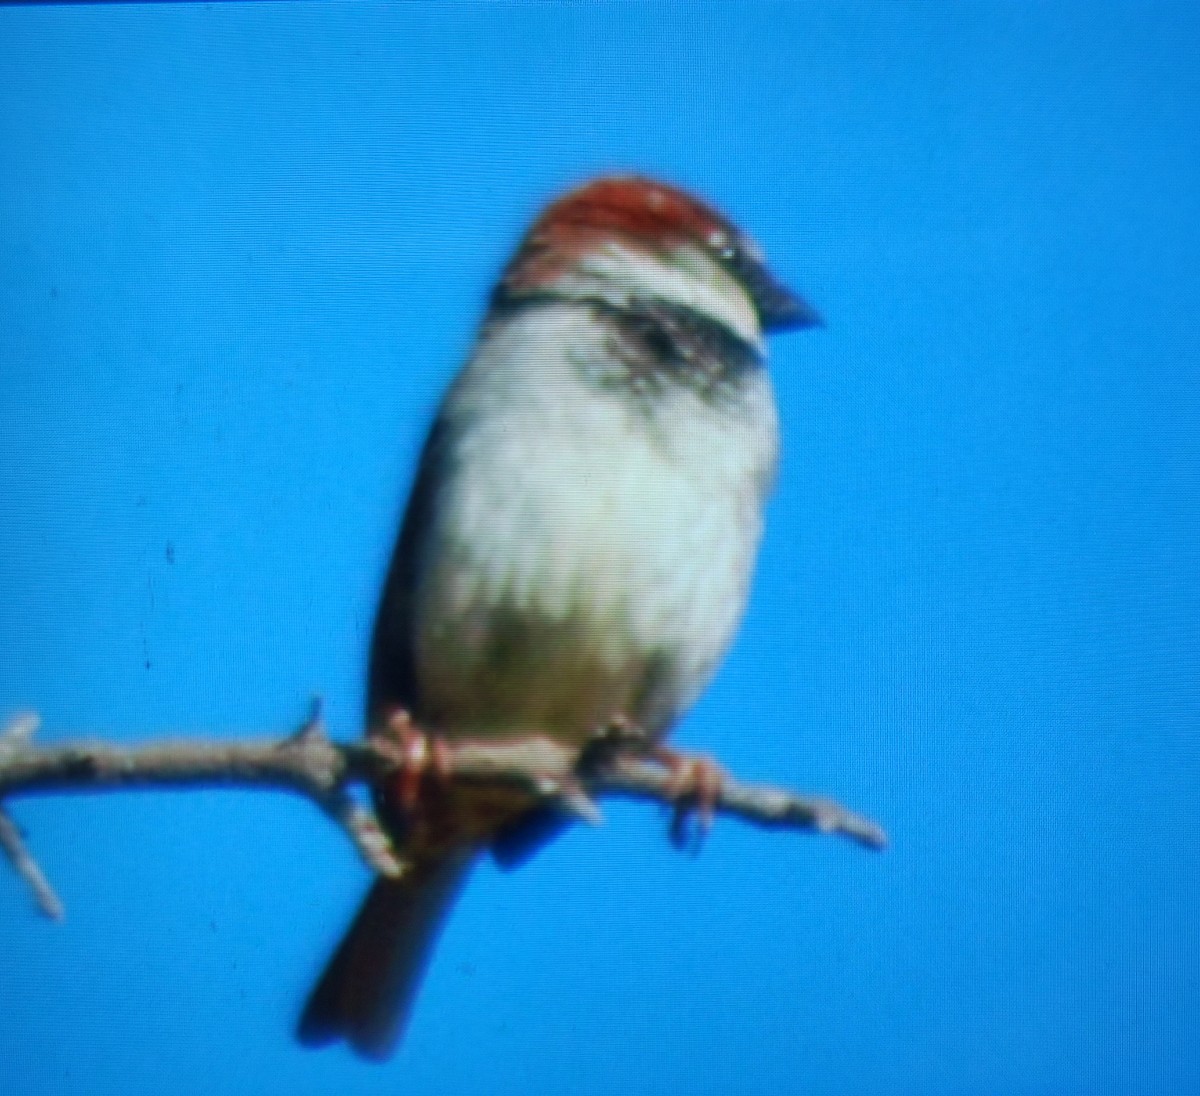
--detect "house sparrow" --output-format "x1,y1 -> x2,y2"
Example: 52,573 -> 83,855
298,175 -> 819,1059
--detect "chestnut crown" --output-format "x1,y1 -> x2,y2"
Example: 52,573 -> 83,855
499,175 -> 820,334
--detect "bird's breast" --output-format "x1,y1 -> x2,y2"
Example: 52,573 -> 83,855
411,304 -> 778,745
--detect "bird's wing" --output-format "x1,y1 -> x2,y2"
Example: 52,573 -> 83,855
366,412 -> 456,727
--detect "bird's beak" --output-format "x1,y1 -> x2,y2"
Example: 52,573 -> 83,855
744,261 -> 823,332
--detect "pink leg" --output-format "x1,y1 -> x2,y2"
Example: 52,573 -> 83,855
651,744 -> 726,851
380,709 -> 453,814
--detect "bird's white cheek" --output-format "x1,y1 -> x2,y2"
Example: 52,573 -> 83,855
561,242 -> 763,349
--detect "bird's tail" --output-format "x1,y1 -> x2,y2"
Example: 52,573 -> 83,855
297,847 -> 476,1060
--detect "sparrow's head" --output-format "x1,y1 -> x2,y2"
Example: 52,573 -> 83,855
497,175 -> 820,347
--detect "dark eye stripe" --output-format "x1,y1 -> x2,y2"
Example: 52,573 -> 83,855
605,296 -> 763,388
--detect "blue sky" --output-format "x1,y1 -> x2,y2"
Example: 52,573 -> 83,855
2,4 -> 1199,1094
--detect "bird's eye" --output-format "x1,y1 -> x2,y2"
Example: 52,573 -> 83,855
707,228 -> 733,258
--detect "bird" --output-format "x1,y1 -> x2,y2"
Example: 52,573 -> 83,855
297,174 -> 820,1060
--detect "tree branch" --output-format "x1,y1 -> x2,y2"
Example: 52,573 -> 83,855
0,708 -> 885,919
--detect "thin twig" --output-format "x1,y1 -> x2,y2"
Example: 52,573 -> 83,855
0,806 -> 64,921
595,758 -> 888,849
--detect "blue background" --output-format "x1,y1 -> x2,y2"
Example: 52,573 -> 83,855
2,4 -> 1199,1094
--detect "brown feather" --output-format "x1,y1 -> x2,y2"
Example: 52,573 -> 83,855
297,849 -> 475,1060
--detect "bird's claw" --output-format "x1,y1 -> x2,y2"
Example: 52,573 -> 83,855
577,714 -> 651,775
381,709 -> 454,814
652,745 -> 725,853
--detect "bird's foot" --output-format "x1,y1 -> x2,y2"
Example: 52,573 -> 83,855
577,714 -> 652,774
379,709 -> 454,814
651,744 -> 726,853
